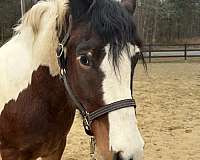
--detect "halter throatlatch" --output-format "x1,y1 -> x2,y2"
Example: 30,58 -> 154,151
56,15 -> 137,136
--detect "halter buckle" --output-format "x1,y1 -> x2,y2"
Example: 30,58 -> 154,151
83,112 -> 93,136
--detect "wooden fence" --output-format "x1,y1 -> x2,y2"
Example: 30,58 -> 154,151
142,44 -> 200,62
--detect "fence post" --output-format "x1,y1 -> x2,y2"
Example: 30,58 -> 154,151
1,25 -> 3,42
0,24 -> 4,46
21,0 -> 25,17
149,44 -> 151,63
184,44 -> 187,60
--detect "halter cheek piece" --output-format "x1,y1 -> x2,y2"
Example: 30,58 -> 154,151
56,15 -> 137,136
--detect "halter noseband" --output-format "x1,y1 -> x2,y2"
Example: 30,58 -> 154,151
56,15 -> 136,136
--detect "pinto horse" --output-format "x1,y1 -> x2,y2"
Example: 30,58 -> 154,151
0,0 -> 144,159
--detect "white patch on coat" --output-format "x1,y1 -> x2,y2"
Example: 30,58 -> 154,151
0,0 -> 68,114
100,45 -> 144,160
0,30 -> 35,114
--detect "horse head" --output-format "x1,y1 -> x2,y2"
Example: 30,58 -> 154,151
57,0 -> 144,159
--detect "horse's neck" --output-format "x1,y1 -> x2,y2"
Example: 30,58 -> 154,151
4,25 -> 59,74
0,25 -> 59,113
30,66 -> 70,112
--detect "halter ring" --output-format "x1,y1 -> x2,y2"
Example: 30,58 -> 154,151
57,43 -> 64,58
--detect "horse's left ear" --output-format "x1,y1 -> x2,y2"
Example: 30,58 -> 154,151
69,0 -> 95,20
121,0 -> 136,14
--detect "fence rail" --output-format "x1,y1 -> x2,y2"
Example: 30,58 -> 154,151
142,44 -> 200,62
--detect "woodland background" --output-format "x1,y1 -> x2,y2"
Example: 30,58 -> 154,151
0,0 -> 200,45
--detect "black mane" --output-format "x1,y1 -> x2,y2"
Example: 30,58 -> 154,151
69,0 -> 142,68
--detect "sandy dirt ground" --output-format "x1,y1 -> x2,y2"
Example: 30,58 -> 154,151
62,59 -> 200,160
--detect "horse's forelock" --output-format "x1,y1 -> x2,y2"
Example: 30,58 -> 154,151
88,0 -> 141,69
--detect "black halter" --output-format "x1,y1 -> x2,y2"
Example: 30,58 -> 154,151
56,15 -> 136,136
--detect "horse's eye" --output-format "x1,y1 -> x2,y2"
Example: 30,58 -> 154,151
78,55 -> 90,66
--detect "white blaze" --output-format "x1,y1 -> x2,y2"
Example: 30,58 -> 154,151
100,45 -> 144,160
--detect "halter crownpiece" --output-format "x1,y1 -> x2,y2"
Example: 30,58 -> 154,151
56,15 -> 137,136
56,15 -> 72,70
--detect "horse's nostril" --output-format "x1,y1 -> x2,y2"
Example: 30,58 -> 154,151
113,151 -> 123,160
113,152 -> 135,160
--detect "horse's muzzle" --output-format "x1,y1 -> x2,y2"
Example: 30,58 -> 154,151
113,151 -> 134,160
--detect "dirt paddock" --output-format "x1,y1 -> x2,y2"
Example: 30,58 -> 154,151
62,59 -> 200,160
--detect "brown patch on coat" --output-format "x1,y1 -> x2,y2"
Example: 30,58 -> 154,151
66,23 -> 106,113
0,66 -> 76,159
65,24 -> 111,157
92,117 -> 113,160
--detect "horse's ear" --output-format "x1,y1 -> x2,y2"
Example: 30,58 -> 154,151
69,0 -> 94,20
121,0 -> 136,14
